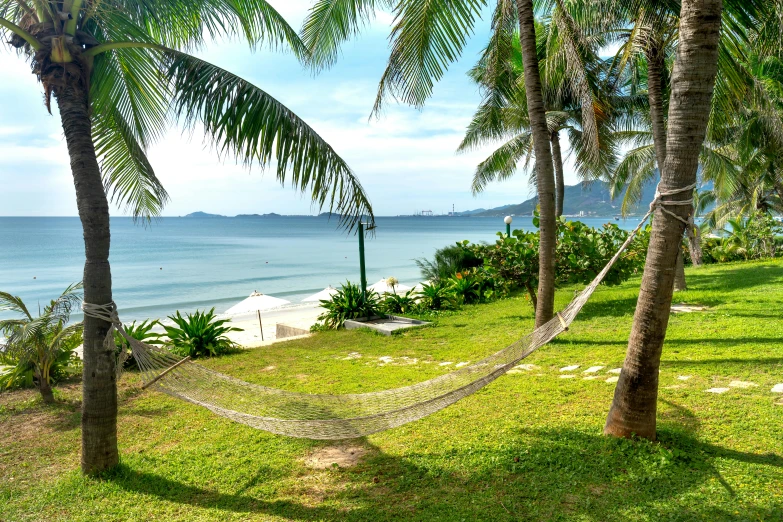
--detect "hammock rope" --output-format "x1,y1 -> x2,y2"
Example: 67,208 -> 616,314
82,184 -> 694,440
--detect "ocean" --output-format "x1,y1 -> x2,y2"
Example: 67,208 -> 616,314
0,216 -> 634,322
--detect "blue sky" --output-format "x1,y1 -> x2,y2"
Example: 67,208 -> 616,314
0,1 -> 582,217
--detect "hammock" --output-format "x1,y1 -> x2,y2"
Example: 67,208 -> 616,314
83,186 -> 693,440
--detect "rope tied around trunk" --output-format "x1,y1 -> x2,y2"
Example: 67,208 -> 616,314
649,182 -> 697,227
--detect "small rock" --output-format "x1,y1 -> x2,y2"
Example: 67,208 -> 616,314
560,365 -> 580,372
379,356 -> 393,364
728,381 -> 758,389
439,361 -> 453,366
608,368 -> 622,374
456,362 -> 470,368
771,384 -> 783,394
507,369 -> 523,375
516,364 -> 538,371
560,375 -> 576,379
606,376 -> 619,384
677,376 -> 691,381
706,388 -> 730,394
583,366 -> 605,374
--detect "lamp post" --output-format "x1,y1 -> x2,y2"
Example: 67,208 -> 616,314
504,215 -> 513,236
358,222 -> 368,299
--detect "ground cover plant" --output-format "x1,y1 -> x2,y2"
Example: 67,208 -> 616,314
1,260 -> 781,521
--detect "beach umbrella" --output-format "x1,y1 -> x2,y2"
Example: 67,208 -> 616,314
225,291 -> 291,341
302,286 -> 338,303
369,278 -> 412,295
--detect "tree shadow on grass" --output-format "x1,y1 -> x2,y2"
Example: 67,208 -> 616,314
577,296 -> 639,319
104,420 -> 783,522
685,263 -> 783,294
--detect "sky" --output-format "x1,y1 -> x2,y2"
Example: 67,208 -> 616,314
0,1 -> 584,218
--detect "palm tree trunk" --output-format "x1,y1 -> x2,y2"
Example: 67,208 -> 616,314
646,40 -> 668,172
686,221 -> 703,266
36,370 -> 55,404
604,0 -> 723,440
517,0 -> 557,327
551,131 -> 565,218
56,86 -> 119,474
674,249 -> 687,291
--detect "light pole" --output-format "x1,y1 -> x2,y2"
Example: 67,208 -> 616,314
358,221 -> 375,299
504,215 -> 513,236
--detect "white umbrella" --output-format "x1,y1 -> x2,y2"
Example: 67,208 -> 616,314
302,286 -> 338,303
369,278 -> 412,295
225,291 -> 291,341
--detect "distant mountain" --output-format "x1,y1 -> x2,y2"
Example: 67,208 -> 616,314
235,213 -> 282,218
183,211 -> 226,218
460,180 -> 659,217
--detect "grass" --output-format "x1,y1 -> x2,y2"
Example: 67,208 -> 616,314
1,259 -> 782,521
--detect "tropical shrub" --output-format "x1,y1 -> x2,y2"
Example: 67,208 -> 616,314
694,214 -> 783,264
415,245 -> 483,282
0,284 -> 84,402
163,309 -> 242,358
317,282 -> 382,329
381,289 -> 419,314
114,320 -> 163,370
417,281 -> 458,311
447,272 -> 483,305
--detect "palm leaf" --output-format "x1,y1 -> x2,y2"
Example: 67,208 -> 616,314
472,132 -> 534,194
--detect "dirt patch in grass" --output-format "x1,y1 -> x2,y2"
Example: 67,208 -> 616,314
304,444 -> 368,469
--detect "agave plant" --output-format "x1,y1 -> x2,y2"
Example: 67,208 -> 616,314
417,281 -> 457,311
114,320 -> 163,370
163,309 -> 242,358
317,282 -> 381,330
381,289 -> 418,315
448,272 -> 482,305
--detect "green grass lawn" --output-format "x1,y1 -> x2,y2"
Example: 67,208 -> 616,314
2,260 -> 782,521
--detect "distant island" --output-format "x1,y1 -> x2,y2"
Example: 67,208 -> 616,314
455,180 -> 658,218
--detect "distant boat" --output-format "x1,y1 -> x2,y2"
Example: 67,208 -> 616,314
614,216 -> 620,221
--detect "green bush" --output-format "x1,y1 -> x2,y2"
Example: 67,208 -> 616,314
317,281 -> 382,329
381,289 -> 419,314
417,281 -> 458,311
696,214 -> 783,264
114,320 -> 163,370
415,244 -> 483,282
163,308 -> 242,358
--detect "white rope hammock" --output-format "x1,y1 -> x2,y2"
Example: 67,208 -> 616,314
83,185 -> 695,440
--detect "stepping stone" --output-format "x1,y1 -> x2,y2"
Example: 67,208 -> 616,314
583,376 -> 601,381
560,375 -> 576,379
671,303 -> 709,313
507,369 -> 523,375
607,368 -> 622,374
584,366 -> 605,374
728,381 -> 758,389
771,384 -> 783,394
560,365 -> 580,372
677,376 -> 691,381
342,352 -> 362,360
606,376 -> 619,384
379,356 -> 393,364
516,364 -> 539,371
456,362 -> 470,368
706,388 -> 730,394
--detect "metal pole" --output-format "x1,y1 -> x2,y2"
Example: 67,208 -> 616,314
257,310 -> 264,341
506,223 -> 511,236
358,222 -> 367,299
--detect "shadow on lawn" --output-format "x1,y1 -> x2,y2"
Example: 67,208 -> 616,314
105,421 -> 783,521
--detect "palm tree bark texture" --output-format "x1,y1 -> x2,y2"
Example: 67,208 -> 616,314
550,131 -> 565,218
605,0 -> 723,440
56,85 -> 119,473
516,0 -> 557,327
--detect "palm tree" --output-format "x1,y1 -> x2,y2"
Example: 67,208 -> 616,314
0,284 -> 83,404
0,0 -> 374,474
459,16 -> 622,218
301,0 -> 559,326
603,0 -> 724,440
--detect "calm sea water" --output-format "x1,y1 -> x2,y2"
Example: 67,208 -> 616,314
0,216 -> 633,322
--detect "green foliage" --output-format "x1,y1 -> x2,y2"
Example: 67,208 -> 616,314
415,244 -> 483,282
114,320 -> 163,370
417,281 -> 458,311
380,289 -> 419,315
317,282 -> 382,329
0,284 -> 84,398
163,309 -> 241,358
698,214 -> 783,263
